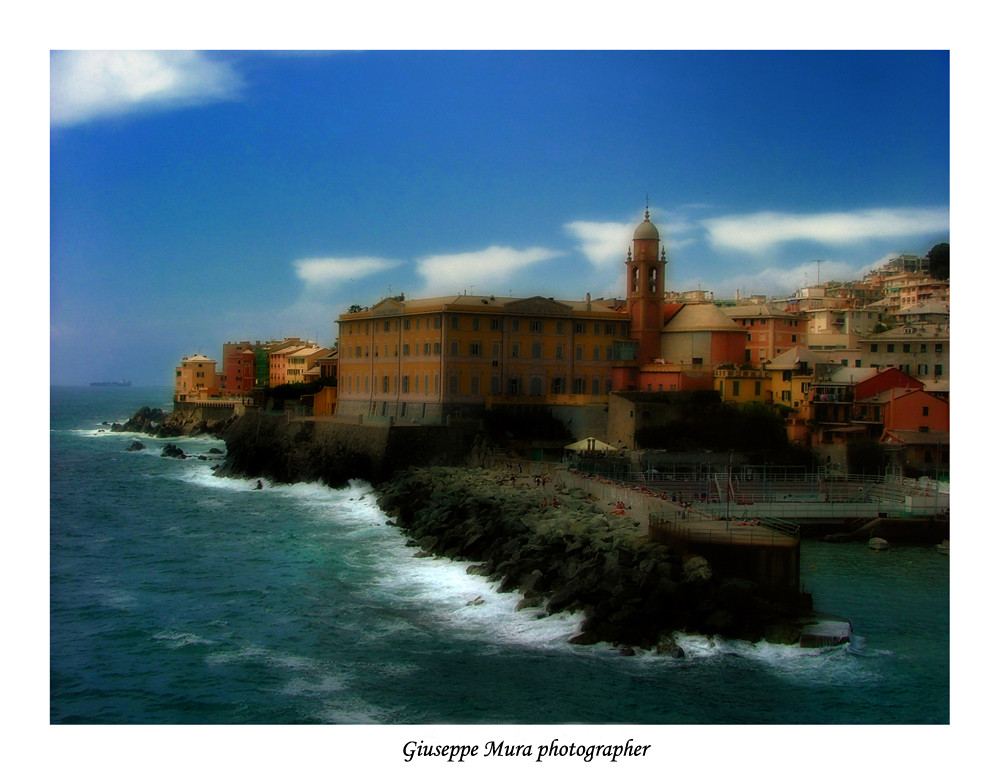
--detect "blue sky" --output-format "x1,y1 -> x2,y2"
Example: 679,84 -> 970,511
49,49 -> 949,386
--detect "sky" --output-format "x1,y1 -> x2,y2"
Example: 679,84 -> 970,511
49,49 -> 950,386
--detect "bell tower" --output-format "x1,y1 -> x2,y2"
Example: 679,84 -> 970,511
626,207 -> 667,365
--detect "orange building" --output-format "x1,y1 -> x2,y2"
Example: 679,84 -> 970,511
335,209 -> 773,428
336,293 -> 631,424
724,302 -> 805,364
174,354 -> 220,402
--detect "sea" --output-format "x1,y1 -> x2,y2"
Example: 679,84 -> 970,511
49,386 -> 952,745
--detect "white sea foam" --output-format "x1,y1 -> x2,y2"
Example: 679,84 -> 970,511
152,629 -> 218,649
667,631 -> 884,687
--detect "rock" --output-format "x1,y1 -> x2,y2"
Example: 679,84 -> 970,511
618,646 -> 636,656
209,447 -> 224,455
466,596 -> 485,606
161,443 -> 186,459
704,609 -> 734,633
681,555 -> 712,584
655,636 -> 685,658
125,441 -> 146,452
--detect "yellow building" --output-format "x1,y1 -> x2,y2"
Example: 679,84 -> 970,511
174,354 -> 219,402
336,293 -> 632,424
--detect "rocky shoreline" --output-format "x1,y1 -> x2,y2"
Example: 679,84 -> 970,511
109,405 -> 237,438
377,466 -> 810,652
112,405 -> 814,652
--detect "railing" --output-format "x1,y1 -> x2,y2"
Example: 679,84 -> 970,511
649,511 -> 800,547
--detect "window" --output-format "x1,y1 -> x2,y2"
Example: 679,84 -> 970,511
511,343 -> 520,358
470,375 -> 480,395
573,378 -> 585,394
433,342 -> 441,355
574,322 -> 585,334
692,357 -> 703,365
556,321 -> 564,334
450,340 -> 459,356
451,316 -> 460,330
903,343 -> 911,353
490,318 -> 503,331
381,376 -> 389,393
732,381 -> 740,396
402,376 -> 409,393
508,377 -> 521,395
470,342 -> 482,356
870,344 -> 878,353
403,344 -> 410,356
593,346 -> 600,360
576,345 -> 584,359
531,343 -> 542,358
887,344 -> 895,353
530,320 -> 542,333
922,406 -> 930,416
934,364 -> 943,377
934,343 -> 943,353
555,345 -> 564,359
511,319 -> 520,332
754,381 -> 761,396
920,343 -> 927,353
472,317 -> 480,331
383,320 -> 390,332
551,377 -> 565,394
490,376 -> 500,395
604,324 -> 615,335
791,335 -> 797,342
403,319 -> 410,331
449,375 -> 459,394
592,379 -> 600,395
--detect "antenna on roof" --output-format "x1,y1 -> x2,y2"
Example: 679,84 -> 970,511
814,259 -> 826,284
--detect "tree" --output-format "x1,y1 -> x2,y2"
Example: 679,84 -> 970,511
927,243 -> 949,280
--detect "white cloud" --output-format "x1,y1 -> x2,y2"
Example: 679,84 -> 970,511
563,220 -> 632,269
293,256 -> 403,286
415,246 -> 563,297
50,51 -> 243,127
702,207 -> 950,255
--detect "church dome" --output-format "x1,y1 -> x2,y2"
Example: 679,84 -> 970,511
633,209 -> 659,240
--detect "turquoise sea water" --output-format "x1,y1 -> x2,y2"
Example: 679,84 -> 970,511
50,386 -> 949,725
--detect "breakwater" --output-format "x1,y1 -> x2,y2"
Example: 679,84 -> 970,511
376,466 -> 812,649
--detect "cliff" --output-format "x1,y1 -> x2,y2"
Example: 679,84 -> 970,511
215,412 -> 479,487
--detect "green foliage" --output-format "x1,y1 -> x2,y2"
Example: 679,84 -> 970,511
927,242 -> 949,280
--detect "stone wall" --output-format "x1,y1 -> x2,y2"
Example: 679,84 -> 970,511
217,410 -> 478,487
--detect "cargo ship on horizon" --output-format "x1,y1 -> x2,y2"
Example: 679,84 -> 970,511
89,380 -> 132,387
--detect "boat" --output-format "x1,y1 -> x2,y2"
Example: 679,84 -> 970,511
868,537 -> 889,551
89,380 -> 132,387
935,539 -> 949,556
